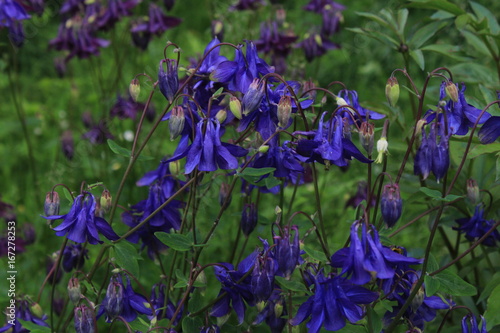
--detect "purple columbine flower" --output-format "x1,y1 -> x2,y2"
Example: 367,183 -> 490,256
95,0 -> 139,30
383,270 -> 451,330
62,243 -> 89,272
110,94 -> 154,120
74,305 -> 96,333
255,21 -> 297,74
380,183 -> 403,228
272,224 -> 301,278
0,0 -> 30,46
478,115 -> 500,144
42,192 -> 119,245
158,59 -> 179,103
345,181 -> 376,209
251,255 -> 276,303
150,284 -> 182,325
336,89 -> 385,123
97,275 -> 152,322
0,299 -> 49,332
303,0 -> 345,14
330,222 -> 422,285
437,82 -> 490,135
295,112 -> 372,168
462,313 -> 487,333
414,122 -> 450,183
82,119 -> 114,145
241,203 -> 258,237
136,3 -> 181,36
229,0 -> 266,11
290,269 -> 378,333
454,204 -> 500,247
211,249 -> 259,324
168,118 -> 247,174
253,290 -> 287,333
295,33 -> 339,62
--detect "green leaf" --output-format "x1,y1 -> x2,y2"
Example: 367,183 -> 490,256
410,21 -> 448,49
433,270 -> 477,296
17,320 -> 52,333
485,284 -> 500,330
182,316 -> 203,333
107,139 -> 154,161
497,154 -> 500,182
461,30 -> 491,57
397,9 -> 409,36
468,143 -> 500,159
238,167 -> 276,177
128,317 -> 150,332
424,274 -> 440,296
410,49 -> 425,70
155,232 -> 192,251
420,44 -> 470,61
173,280 -> 188,288
212,86 -> 224,97
478,272 -> 500,303
113,242 -> 140,277
188,289 -> 204,313
62,186 -> 74,204
470,1 -> 500,35
406,0 -> 465,16
275,276 -> 311,294
356,11 -> 391,29
455,14 -> 470,30
367,307 -> 383,333
419,187 -> 462,202
427,253 -> 439,272
265,176 -> 281,189
303,244 -> 328,262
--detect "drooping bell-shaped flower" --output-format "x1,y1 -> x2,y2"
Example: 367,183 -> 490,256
42,192 -> 119,245
461,313 -> 487,333
454,204 -> 500,247
380,183 -> 403,228
158,59 -> 179,103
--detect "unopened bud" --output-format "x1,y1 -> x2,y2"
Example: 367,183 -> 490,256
410,283 -> 425,311
68,277 -> 82,305
375,137 -> 388,164
303,79 -> 316,101
229,96 -> 242,119
241,203 -> 258,237
335,96 -> 348,108
211,20 -> 224,39
169,160 -> 181,176
258,145 -> 269,153
445,81 -> 459,102
216,109 -> 227,124
169,106 -> 185,141
380,183 -> 402,228
74,305 -> 96,333
44,191 -> 60,216
105,279 -> 124,319
416,119 -> 427,135
242,78 -> 264,115
274,301 -> 284,318
359,122 -> 374,155
314,33 -> 322,46
99,189 -> 112,215
256,300 -> 267,312
278,95 -> 292,128
276,8 -> 286,24
385,76 -> 400,107
466,179 -> 480,204
129,78 -> 140,102
218,182 -> 232,210
30,302 -> 44,318
158,59 -> 178,103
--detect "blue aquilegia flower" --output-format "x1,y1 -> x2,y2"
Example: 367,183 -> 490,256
62,243 -> 89,272
43,192 -> 119,245
296,33 -> 339,63
0,299 -> 49,333
380,183 -> 403,228
210,249 -> 259,324
290,269 -> 378,332
383,270 -> 450,330
150,284 -> 182,325
169,118 -> 247,174
454,204 -> 500,247
437,82 -> 490,135
462,313 -> 487,333
414,122 -> 450,183
336,89 -> 385,123
0,0 -> 30,46
330,222 -> 422,285
295,112 -> 372,168
478,115 -> 500,144
97,274 -> 152,322
253,290 -> 288,333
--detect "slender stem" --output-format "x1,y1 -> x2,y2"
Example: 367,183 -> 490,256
311,162 -> 328,247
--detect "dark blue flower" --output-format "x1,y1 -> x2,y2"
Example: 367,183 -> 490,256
380,183 -> 403,228
303,0 -> 345,14
438,82 -> 490,135
295,33 -> 339,62
295,112 -> 372,167
336,89 -> 385,123
478,115 -> 500,144
74,305 -> 96,333
169,118 -> 247,174
150,284 -> 182,325
255,21 -> 297,74
253,290 -> 287,333
454,204 -> 500,247
330,222 -> 422,285
241,202 -> 258,237
229,0 -> 266,11
414,122 -> 450,183
210,249 -> 259,324
462,313 -> 487,333
62,243 -> 89,272
95,0 -> 138,30
0,0 -> 30,46
0,299 -> 49,333
97,275 -> 152,322
290,270 -> 378,333
110,94 -> 154,120
43,192 -> 119,245
383,270 -> 450,330
272,224 -> 302,278
345,181 -> 376,209
159,59 -> 179,103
